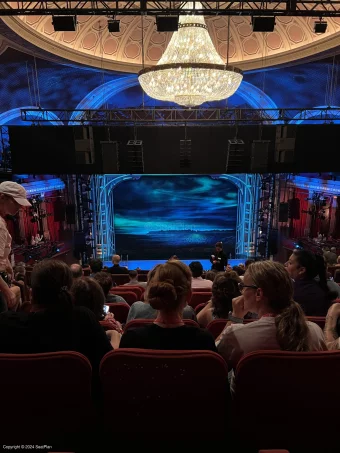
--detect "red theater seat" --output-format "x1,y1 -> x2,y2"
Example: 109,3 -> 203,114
100,349 -> 229,438
206,319 -> 228,339
109,290 -> 137,306
124,318 -> 199,331
111,274 -> 130,286
114,285 -> 144,299
0,352 -> 93,445
189,292 -> 211,309
195,302 -> 207,314
192,287 -> 212,292
105,302 -> 130,324
233,350 -> 340,451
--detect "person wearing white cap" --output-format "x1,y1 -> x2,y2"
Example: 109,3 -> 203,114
0,181 -> 31,312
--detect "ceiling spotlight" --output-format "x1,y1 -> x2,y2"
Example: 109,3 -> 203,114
156,15 -> 179,32
52,15 -> 77,32
314,20 -> 327,34
108,19 -> 120,33
252,16 -> 276,32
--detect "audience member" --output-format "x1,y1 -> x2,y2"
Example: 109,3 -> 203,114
217,261 -> 326,393
89,259 -> 103,277
70,263 -> 83,279
189,261 -> 213,289
0,260 -> 120,396
210,242 -> 227,272
71,277 -> 122,335
245,259 -> 255,270
285,250 -> 337,316
197,271 -> 241,327
168,255 -> 179,261
232,265 -> 245,279
324,302 -> 340,349
120,260 -> 216,351
123,270 -> 147,288
324,247 -> 338,266
107,255 -> 129,275
205,270 -> 217,283
93,271 -> 127,304
126,264 -> 197,323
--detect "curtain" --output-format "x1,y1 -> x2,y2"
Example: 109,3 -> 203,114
45,200 -> 60,242
290,189 -> 309,238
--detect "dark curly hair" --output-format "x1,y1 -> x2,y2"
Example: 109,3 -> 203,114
211,271 -> 241,319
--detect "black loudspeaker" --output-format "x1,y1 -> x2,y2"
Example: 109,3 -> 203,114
53,199 -> 65,222
268,229 -> 278,256
101,141 -> 120,173
250,140 -> 270,172
73,232 -> 86,254
279,202 -> 289,222
65,204 -> 76,225
288,197 -> 301,220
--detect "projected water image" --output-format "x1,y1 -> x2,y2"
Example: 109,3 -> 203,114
113,175 -> 238,259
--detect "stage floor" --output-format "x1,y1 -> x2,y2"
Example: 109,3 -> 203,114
103,258 -> 242,271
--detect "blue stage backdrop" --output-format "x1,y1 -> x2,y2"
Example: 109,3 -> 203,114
113,175 -> 238,260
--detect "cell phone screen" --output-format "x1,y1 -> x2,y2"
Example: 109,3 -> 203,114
104,305 -> 109,314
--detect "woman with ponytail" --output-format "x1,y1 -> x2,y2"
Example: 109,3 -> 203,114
0,260 -> 117,379
286,249 -> 337,316
217,261 -> 326,392
120,260 -> 216,351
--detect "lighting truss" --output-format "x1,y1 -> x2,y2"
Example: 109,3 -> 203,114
20,107 -> 340,126
2,1 -> 340,17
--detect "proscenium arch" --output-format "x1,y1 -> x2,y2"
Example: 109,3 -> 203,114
70,76 -> 278,125
92,174 -> 260,261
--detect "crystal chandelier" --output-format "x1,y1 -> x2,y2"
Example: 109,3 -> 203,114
138,2 -> 243,108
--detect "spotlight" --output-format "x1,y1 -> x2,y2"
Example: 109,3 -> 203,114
108,19 -> 120,33
156,15 -> 179,32
252,16 -> 275,32
314,20 -> 327,34
52,15 -> 77,32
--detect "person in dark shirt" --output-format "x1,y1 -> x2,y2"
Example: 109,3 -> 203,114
89,258 -> 103,277
120,260 -> 216,352
285,249 -> 337,316
210,242 -> 227,272
0,260 -> 115,395
107,254 -> 129,274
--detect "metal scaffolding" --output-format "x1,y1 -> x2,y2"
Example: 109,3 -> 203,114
20,107 -> 340,126
1,1 -> 340,17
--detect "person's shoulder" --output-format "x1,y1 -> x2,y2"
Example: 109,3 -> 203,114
72,305 -> 99,323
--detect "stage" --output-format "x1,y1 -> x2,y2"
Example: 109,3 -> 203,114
103,258 -> 242,271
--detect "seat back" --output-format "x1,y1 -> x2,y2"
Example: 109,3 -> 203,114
124,318 -> 199,331
137,274 -> 148,282
0,352 -> 93,443
100,349 -> 229,438
114,285 -> 144,299
189,292 -> 212,308
192,287 -> 212,292
109,290 -> 137,306
234,350 -> 340,450
206,319 -> 228,339
105,302 -> 130,323
306,316 -> 326,329
111,274 -> 130,286
195,302 -> 207,314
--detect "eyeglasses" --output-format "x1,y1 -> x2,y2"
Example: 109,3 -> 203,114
238,282 -> 258,292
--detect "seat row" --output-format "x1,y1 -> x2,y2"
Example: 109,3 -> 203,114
1,348 -> 339,451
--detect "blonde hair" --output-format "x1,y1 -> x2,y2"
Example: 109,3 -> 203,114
147,261 -> 192,312
247,261 -> 311,351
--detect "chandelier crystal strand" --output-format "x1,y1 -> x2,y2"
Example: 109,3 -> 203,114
138,2 -> 243,107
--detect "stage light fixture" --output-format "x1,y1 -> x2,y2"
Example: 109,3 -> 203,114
156,15 -> 179,32
108,19 -> 120,33
252,16 -> 275,32
314,20 -> 327,34
52,15 -> 77,32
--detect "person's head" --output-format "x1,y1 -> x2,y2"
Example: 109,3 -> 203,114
242,260 -> 311,351
215,242 -> 223,252
129,270 -> 138,281
31,259 -> 73,309
189,261 -> 203,278
0,181 -> 31,216
147,261 -> 192,314
245,259 -> 255,270
168,255 -> 179,261
232,265 -> 245,276
112,254 -> 121,265
70,263 -> 83,279
71,277 -> 106,321
205,270 -> 217,282
93,271 -> 113,297
286,250 -> 325,281
212,272 -> 241,318
89,259 -> 103,274
331,247 -> 337,254
13,265 -> 25,281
